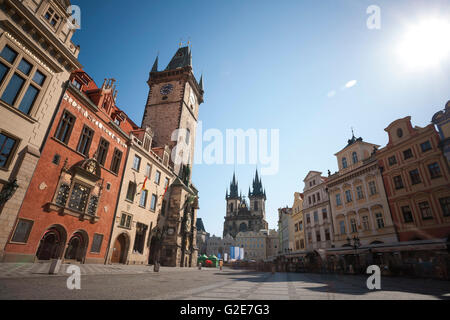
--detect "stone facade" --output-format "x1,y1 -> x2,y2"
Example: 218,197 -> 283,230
303,171 -> 333,251
432,101 -> 450,168
106,127 -> 175,266
291,192 -> 305,251
140,47 -> 204,268
0,0 -> 81,260
376,116 -> 450,242
196,218 -> 208,255
327,135 -> 398,248
205,234 -> 235,257
278,206 -> 292,254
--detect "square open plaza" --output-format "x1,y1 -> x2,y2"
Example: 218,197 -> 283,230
0,0 -> 449,304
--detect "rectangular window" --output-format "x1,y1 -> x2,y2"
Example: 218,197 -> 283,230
133,155 -> 141,171
155,170 -> 161,184
428,163 -> 442,179
126,181 -> 136,202
150,194 -> 157,211
350,219 -> 357,233
0,132 -> 18,169
369,181 -> 377,195
1,73 -> 25,106
420,141 -> 432,152
402,206 -> 414,223
19,85 -> 39,115
44,6 -> 60,27
133,223 -> 148,255
403,149 -> 413,160
145,163 -> 151,178
0,45 -> 17,63
299,221 -> 303,231
419,202 -> 433,220
362,216 -> 370,230
77,126 -> 94,157
439,197 -> 450,217
322,208 -> 328,220
345,190 -> 352,203
73,79 -> 82,90
340,221 -> 346,235
97,138 -> 110,166
164,177 -> 170,189
316,232 -> 321,242
119,213 -> 132,228
90,234 -> 104,253
11,219 -> 33,243
306,214 -> 311,224
0,46 -> 46,115
139,190 -> 148,208
336,194 -> 342,206
317,192 -> 321,201
388,156 -> 397,166
110,148 -> 123,174
313,211 -> 319,223
325,229 -> 331,241
312,194 -> 316,203
409,169 -> 422,185
356,186 -> 364,199
307,232 -> 312,242
375,213 -> 385,229
394,176 -> 404,190
55,110 -> 75,144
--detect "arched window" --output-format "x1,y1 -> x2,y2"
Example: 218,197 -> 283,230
352,152 -> 358,164
342,157 -> 348,169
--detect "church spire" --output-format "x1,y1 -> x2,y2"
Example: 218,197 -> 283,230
151,55 -> 158,72
227,172 -> 239,199
199,74 -> 204,91
165,46 -> 192,71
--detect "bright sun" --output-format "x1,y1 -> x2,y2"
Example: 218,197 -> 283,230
397,18 -> 450,70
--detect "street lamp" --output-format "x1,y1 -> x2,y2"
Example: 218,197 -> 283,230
346,236 -> 361,273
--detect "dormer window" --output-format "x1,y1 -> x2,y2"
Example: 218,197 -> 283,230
342,157 -> 348,169
44,7 -> 60,28
352,152 -> 358,164
73,79 -> 82,90
114,118 -> 121,126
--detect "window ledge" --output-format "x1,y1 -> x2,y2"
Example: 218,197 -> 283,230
0,100 -> 37,124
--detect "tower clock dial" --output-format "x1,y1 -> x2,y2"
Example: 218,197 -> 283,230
160,84 -> 174,95
189,88 -> 196,106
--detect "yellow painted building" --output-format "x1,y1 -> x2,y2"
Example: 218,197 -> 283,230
291,192 -> 305,251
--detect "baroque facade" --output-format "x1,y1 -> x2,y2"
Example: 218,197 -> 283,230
326,134 -> 398,248
376,116 -> 450,242
0,0 -> 81,260
291,192 -> 305,251
302,171 -> 333,251
223,171 -> 268,238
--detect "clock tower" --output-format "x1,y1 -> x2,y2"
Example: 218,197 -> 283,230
142,46 -> 204,175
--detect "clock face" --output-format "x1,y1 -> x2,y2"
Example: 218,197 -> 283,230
160,84 -> 174,95
189,89 -> 196,105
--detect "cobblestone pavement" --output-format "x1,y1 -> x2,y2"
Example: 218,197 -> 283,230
0,265 -> 449,300
0,262 -> 205,279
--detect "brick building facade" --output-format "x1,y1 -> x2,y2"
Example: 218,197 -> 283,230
3,70 -> 130,263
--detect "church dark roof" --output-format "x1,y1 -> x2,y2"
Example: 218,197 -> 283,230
345,132 -> 363,148
226,172 -> 240,199
249,169 -> 266,199
165,46 -> 192,71
196,218 -> 206,232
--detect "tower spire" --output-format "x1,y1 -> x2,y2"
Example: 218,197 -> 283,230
151,55 -> 159,73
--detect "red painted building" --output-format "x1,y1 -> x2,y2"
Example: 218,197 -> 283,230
376,116 -> 450,242
3,70 -> 137,264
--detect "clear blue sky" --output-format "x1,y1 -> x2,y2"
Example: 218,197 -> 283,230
72,0 -> 450,237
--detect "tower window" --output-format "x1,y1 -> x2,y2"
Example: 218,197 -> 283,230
97,138 -> 110,166
342,157 -> 348,169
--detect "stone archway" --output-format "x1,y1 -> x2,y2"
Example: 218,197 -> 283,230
111,233 -> 129,264
64,230 -> 89,263
36,225 -> 67,261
